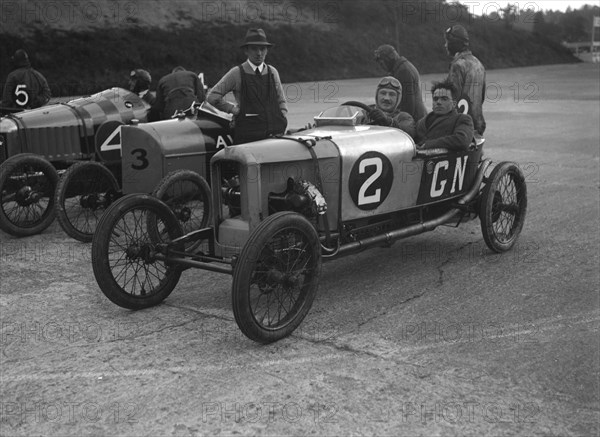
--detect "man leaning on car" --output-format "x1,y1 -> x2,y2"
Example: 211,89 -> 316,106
415,79 -> 474,152
207,28 -> 287,145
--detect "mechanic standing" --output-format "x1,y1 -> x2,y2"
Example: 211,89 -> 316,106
1,49 -> 51,111
444,25 -> 486,144
207,28 -> 287,144
368,76 -> 415,138
153,66 -> 206,120
374,44 -> 427,122
415,79 -> 474,152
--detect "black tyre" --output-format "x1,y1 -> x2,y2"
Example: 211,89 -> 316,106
92,194 -> 184,310
152,169 -> 211,250
55,161 -> 120,242
0,153 -> 58,237
232,211 -> 322,343
479,162 -> 527,253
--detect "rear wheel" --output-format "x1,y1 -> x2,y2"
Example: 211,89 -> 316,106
152,169 -> 211,250
0,153 -> 58,237
92,194 -> 184,310
479,162 -> 527,252
55,161 -> 120,242
232,211 -> 322,343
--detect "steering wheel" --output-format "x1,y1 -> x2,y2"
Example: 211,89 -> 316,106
341,101 -> 372,124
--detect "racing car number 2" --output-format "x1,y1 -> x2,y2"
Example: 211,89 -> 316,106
349,152 -> 393,210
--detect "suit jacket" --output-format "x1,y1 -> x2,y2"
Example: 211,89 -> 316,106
415,109 -> 474,151
154,70 -> 205,119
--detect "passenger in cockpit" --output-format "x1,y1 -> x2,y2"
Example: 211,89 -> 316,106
415,79 -> 474,152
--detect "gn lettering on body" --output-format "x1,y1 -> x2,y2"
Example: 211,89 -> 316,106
430,156 -> 468,198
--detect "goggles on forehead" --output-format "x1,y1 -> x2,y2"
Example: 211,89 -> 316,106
377,77 -> 401,91
130,70 -> 137,78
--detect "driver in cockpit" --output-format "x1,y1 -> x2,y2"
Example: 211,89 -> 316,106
368,76 -> 416,139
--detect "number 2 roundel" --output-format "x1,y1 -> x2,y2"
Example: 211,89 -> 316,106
349,151 -> 393,210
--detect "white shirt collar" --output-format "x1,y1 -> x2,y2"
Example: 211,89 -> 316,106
247,60 -> 265,73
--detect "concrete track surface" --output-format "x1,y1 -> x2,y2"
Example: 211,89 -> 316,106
1,63 -> 599,436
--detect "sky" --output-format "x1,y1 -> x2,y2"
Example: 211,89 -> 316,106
455,0 -> 599,15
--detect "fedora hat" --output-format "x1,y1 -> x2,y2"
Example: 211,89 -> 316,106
240,28 -> 273,47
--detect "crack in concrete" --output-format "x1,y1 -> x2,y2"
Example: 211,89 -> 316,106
436,241 -> 474,286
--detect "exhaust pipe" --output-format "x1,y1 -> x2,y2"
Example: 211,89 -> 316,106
335,159 -> 492,256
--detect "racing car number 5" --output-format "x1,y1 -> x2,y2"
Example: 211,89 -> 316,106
14,84 -> 29,107
349,152 -> 393,211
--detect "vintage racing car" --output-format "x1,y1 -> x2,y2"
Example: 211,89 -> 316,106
0,87 -> 231,240
0,87 -> 151,237
91,102 -> 527,344
54,102 -> 232,242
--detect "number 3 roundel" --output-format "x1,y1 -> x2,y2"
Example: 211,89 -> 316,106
349,151 -> 393,210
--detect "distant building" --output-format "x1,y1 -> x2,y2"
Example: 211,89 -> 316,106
562,41 -> 600,62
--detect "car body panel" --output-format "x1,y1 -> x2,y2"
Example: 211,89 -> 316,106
211,136 -> 340,253
121,109 -> 233,194
0,87 -> 150,165
209,105 -> 484,258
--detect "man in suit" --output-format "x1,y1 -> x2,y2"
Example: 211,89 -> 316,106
415,79 -> 474,152
207,28 -> 287,144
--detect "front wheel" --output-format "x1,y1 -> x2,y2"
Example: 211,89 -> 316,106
0,153 -> 58,237
55,161 -> 120,242
91,194 -> 184,310
479,162 -> 527,252
152,169 -> 211,250
232,211 -> 322,343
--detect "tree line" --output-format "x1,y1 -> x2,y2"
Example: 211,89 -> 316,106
1,0 -> 589,97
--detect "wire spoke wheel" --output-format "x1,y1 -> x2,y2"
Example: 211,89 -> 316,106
0,154 -> 58,236
92,194 -> 184,309
480,162 -> 527,252
56,161 -> 120,242
232,212 -> 321,343
152,170 -> 211,251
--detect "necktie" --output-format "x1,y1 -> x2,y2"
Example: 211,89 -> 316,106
255,67 -> 261,76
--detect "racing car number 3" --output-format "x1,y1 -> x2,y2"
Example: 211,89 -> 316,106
131,148 -> 149,170
349,152 -> 393,210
